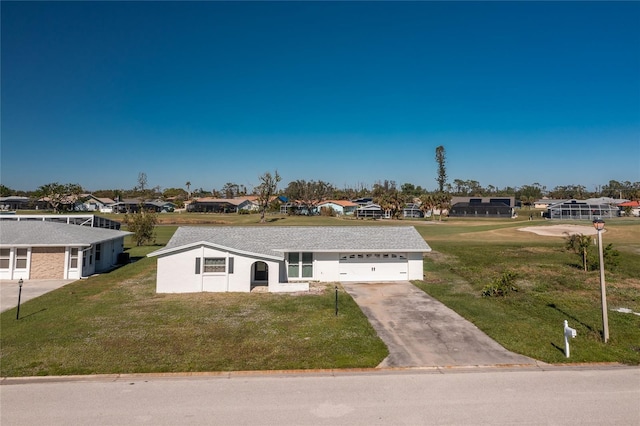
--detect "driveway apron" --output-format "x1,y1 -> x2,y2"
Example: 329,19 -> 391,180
342,281 -> 537,368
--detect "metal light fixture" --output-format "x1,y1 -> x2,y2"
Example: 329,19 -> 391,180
592,218 -> 609,343
16,278 -> 24,320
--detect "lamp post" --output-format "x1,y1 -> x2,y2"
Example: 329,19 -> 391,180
16,278 -> 23,320
593,219 -> 609,343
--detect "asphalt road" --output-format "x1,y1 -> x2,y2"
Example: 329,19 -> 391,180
2,366 -> 638,425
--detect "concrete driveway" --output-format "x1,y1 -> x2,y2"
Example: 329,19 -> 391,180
342,281 -> 537,368
0,279 -> 75,313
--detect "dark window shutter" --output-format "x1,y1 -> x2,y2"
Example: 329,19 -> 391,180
228,257 -> 234,274
195,258 -> 201,274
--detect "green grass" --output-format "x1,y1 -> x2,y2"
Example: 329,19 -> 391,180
0,257 -> 387,376
414,235 -> 640,364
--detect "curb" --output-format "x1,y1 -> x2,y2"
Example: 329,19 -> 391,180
1,362 -> 633,385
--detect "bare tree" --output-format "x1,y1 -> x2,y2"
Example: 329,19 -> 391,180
137,172 -> 148,191
256,171 -> 281,223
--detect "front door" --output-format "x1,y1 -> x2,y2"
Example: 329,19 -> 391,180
254,261 -> 268,281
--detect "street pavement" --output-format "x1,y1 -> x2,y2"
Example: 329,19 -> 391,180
342,281 -> 536,367
0,279 -> 75,313
2,366 -> 638,425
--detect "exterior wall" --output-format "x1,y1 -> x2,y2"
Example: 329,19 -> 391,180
94,238 -> 125,273
30,247 -> 65,279
312,252 -> 341,282
407,252 -> 425,280
156,245 -> 282,293
155,247 -> 427,293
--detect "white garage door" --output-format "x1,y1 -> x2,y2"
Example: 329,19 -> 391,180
339,253 -> 408,281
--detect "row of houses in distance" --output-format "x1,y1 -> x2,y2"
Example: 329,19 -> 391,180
2,193 -> 637,219
0,194 -> 176,213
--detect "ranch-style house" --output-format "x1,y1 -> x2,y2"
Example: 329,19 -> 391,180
147,226 -> 432,293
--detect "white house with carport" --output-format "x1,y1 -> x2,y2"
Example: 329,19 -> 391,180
0,221 -> 131,280
147,226 -> 432,293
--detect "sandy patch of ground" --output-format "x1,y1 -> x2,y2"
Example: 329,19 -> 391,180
518,224 -> 600,237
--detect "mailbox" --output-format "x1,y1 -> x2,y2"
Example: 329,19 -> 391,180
563,320 -> 577,358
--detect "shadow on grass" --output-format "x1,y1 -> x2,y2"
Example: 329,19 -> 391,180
551,342 -> 566,356
547,303 -> 595,333
18,308 -> 47,320
266,217 -> 285,223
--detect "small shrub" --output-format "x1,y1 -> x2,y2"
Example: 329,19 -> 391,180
482,271 -> 519,297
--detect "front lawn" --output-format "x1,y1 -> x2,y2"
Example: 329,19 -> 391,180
413,220 -> 640,364
0,256 -> 387,376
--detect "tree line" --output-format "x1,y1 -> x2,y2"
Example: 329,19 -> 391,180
2,144 -> 638,213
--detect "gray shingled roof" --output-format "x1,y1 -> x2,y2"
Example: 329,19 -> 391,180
0,221 -> 131,247
149,226 -> 431,259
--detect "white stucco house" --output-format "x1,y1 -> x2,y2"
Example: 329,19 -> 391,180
317,200 -> 359,216
0,221 -> 131,280
147,226 -> 432,293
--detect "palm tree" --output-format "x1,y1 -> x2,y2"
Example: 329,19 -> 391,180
185,181 -> 191,198
419,194 -> 435,220
564,232 -> 593,272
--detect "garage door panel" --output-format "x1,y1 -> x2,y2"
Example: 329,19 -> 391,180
339,253 -> 407,281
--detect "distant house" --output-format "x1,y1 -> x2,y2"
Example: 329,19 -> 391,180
317,200 -> 359,216
617,200 -> 640,217
402,203 -> 423,218
147,226 -> 432,293
187,198 -> 251,213
0,196 -> 31,211
75,194 -> 116,212
356,203 -> 384,219
112,199 -> 175,213
0,221 -> 130,280
545,199 -> 619,220
449,196 -> 515,218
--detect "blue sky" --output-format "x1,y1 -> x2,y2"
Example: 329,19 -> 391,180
2,1 -> 639,193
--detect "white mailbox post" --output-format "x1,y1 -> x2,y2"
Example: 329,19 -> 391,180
564,320 -> 577,358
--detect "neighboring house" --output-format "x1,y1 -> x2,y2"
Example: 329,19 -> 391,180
75,194 -> 116,212
112,199 -> 175,213
317,200 -> 359,216
147,226 -> 432,293
545,199 -> 619,220
0,214 -> 122,230
402,203 -> 423,218
617,200 -> 640,217
188,198 -> 246,213
0,196 -> 32,211
449,202 -> 514,218
146,200 -> 176,213
355,203 -> 384,219
0,221 -> 131,280
450,196 -> 515,208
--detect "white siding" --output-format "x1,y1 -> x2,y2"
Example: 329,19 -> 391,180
156,245 -> 282,293
407,252 -> 425,280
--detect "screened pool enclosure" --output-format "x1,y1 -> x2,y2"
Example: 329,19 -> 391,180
546,200 -> 619,220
